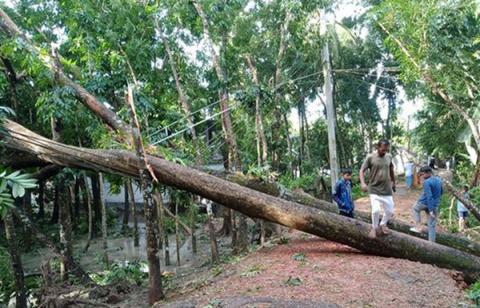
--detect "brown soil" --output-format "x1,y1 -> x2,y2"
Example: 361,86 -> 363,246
125,185 -> 473,307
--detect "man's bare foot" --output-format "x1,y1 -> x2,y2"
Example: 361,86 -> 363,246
368,227 -> 377,239
380,224 -> 391,235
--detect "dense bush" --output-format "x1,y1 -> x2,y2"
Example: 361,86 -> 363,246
91,261 -> 147,286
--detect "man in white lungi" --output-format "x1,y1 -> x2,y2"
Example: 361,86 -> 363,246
360,140 -> 396,238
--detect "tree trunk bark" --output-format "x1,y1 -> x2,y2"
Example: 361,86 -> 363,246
152,189 -> 164,250
22,190 -> 33,248
37,180 -> 45,219
58,181 -> 73,281
206,201 -> 219,263
4,212 -> 27,308
126,179 -> 139,247
175,199 -> 181,266
81,175 -> 93,252
283,113 -> 294,178
3,120 -> 480,282
157,24 -> 203,165
245,55 -> 268,167
74,178 -> 81,224
122,181 -> 130,233
98,173 -> 109,269
125,86 -> 164,304
91,174 -> 101,237
50,186 -> 59,224
271,9 -> 291,172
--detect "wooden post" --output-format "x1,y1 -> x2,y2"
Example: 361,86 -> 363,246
322,27 -> 339,191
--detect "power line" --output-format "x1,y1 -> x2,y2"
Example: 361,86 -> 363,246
150,100 -> 242,146
147,98 -> 223,138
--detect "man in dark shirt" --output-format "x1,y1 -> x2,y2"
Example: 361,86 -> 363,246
360,140 -> 396,238
332,169 -> 355,218
410,166 -> 443,242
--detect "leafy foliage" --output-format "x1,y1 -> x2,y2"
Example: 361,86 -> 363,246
0,170 -> 37,217
372,0 -> 480,174
91,261 -> 148,286
468,280 -> 480,306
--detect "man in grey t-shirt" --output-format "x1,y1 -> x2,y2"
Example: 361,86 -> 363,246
360,140 -> 396,238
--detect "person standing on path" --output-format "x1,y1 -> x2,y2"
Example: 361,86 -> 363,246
360,140 -> 396,238
404,160 -> 414,189
409,166 -> 443,242
456,185 -> 470,233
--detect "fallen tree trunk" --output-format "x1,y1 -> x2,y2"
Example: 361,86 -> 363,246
228,174 -> 480,257
2,120 -> 480,282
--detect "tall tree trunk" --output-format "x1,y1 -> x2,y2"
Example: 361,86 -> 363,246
58,181 -> 73,281
302,100 -> 311,162
157,23 -> 203,165
283,113 -> 294,178
50,186 -> 59,224
81,175 -> 93,252
175,199 -> 181,266
271,9 -> 291,171
298,100 -> 305,177
4,212 -> 27,308
126,179 -> 139,247
192,1 -> 242,245
206,201 -> 219,263
98,173 -> 109,269
49,116 -> 62,225
322,39 -> 339,191
3,120 -> 480,281
125,86 -> 164,304
122,181 -> 130,233
90,174 -> 101,237
152,188 -> 164,250
37,180 -> 45,219
22,190 -> 33,248
73,178 -> 81,224
245,55 -> 268,167
192,0 -> 240,171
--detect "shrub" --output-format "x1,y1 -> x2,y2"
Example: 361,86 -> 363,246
91,261 -> 147,286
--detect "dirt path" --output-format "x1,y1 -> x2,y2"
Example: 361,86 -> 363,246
147,184 -> 472,307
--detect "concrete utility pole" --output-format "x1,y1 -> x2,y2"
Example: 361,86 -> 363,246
322,27 -> 339,192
